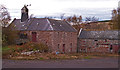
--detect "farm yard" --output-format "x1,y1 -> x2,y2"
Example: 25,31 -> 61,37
1,0 -> 120,69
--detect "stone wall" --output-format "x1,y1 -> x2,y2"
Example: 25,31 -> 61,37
78,39 -> 119,53
21,31 -> 77,53
52,31 -> 77,53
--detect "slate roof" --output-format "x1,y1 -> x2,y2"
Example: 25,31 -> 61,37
11,18 -> 77,32
79,30 -> 120,40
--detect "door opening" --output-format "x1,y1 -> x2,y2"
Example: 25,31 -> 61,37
63,44 -> 65,53
32,32 -> 37,42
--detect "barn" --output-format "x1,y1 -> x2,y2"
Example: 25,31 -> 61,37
10,5 -> 77,53
78,29 -> 120,53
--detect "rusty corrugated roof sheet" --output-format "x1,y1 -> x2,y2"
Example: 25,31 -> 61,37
11,18 -> 77,32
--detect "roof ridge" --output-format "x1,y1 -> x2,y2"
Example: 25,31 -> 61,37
78,28 -> 83,37
11,18 -> 77,32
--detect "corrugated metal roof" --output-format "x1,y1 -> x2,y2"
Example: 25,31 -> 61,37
11,18 -> 77,32
79,30 -> 120,40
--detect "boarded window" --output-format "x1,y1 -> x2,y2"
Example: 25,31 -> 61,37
58,32 -> 59,37
71,33 -> 72,37
110,45 -> 113,50
63,44 -> 65,53
94,40 -> 98,41
57,44 -> 60,51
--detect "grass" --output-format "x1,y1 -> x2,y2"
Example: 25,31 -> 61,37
11,52 -> 119,60
4,52 -> 119,60
2,45 -> 119,60
39,57 -> 44,60
2,46 -> 11,51
83,56 -> 91,59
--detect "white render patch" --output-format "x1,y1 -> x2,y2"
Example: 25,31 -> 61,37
46,19 -> 53,30
25,27 -> 27,29
37,23 -> 39,25
60,25 -> 62,26
21,50 -> 40,55
53,24 -> 55,25
22,24 -> 25,26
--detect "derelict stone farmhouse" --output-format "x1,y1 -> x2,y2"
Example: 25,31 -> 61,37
10,5 -> 119,53
10,5 -> 77,53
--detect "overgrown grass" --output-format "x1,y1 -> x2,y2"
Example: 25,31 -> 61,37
39,57 -> 44,60
2,42 -> 49,58
2,46 -> 10,51
2,45 -> 119,60
83,56 -> 91,59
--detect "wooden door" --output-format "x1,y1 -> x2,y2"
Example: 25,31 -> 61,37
32,32 -> 37,42
70,43 -> 72,52
63,44 -> 65,53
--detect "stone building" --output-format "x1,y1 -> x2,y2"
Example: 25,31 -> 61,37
10,5 -> 77,53
78,29 -> 119,53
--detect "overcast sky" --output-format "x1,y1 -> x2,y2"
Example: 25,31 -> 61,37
0,0 -> 119,21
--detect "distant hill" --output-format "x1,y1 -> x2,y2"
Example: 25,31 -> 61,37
98,20 -> 111,22
73,21 -> 115,31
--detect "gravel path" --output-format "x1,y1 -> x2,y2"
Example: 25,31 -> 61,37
2,57 -> 118,68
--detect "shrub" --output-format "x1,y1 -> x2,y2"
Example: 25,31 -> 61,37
2,45 -> 19,57
2,42 -> 49,58
2,26 -> 19,46
23,42 -> 49,52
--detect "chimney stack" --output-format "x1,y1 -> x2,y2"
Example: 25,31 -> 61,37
21,5 -> 29,22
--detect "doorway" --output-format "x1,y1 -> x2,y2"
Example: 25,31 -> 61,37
32,32 -> 37,42
70,43 -> 72,52
63,44 -> 65,53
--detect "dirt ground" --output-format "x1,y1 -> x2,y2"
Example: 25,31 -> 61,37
2,57 -> 118,68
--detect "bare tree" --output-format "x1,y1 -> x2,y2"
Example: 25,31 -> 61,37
112,9 -> 119,29
0,5 -> 19,46
85,16 -> 99,22
85,17 -> 91,21
78,15 -> 82,22
70,15 -> 82,34
66,17 -> 72,23
0,5 -> 11,27
71,15 -> 77,24
91,16 -> 99,22
64,15 -> 82,34
118,8 -> 120,30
